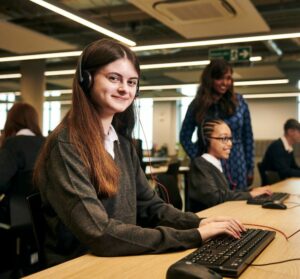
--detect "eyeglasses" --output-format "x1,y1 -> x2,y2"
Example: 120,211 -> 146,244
208,136 -> 233,144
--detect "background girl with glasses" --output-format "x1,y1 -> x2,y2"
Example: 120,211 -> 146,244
188,119 -> 271,212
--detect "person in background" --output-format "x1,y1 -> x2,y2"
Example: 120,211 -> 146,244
188,119 -> 272,212
0,102 -> 45,223
180,59 -> 254,190
0,102 -> 45,274
34,39 -> 245,267
262,118 -> 300,180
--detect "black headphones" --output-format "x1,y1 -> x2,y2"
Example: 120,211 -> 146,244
78,54 -> 140,98
78,54 -> 93,95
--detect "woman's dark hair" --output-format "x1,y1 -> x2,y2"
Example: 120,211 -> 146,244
34,38 -> 140,197
1,102 -> 42,146
194,59 -> 237,124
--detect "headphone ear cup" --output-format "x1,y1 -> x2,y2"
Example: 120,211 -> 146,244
135,81 -> 140,98
80,70 -> 93,95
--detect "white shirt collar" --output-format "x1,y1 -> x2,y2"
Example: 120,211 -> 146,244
281,136 -> 293,153
16,129 -> 35,136
201,153 -> 223,173
104,125 -> 119,159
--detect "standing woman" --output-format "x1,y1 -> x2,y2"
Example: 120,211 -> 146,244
180,59 -> 254,190
0,102 -> 45,222
34,39 -> 244,267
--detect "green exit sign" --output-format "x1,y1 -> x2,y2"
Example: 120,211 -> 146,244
209,47 -> 252,62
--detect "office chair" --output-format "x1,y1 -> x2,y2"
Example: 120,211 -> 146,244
155,173 -> 183,210
257,162 -> 281,186
0,171 -> 37,277
166,161 -> 180,176
26,192 -> 46,271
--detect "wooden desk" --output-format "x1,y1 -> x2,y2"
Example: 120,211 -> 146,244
24,178 -> 300,279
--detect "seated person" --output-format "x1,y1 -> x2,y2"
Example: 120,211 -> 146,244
33,39 -> 245,267
0,102 -> 45,223
188,119 -> 271,212
262,118 -> 300,180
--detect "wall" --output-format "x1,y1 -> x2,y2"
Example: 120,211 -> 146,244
153,101 -> 177,155
247,97 -> 298,139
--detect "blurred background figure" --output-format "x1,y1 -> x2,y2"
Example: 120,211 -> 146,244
180,59 -> 254,190
0,102 -> 45,276
262,118 -> 300,181
0,102 -> 45,221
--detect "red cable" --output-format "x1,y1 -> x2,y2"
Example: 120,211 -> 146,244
243,223 -> 288,241
287,228 -> 300,239
224,160 -> 237,190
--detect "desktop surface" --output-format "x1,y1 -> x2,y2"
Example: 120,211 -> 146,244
23,178 -> 300,279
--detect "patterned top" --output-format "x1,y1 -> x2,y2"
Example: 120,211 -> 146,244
180,93 -> 254,189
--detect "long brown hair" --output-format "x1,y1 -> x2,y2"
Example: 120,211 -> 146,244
194,59 -> 237,124
34,39 -> 140,197
1,102 -> 42,146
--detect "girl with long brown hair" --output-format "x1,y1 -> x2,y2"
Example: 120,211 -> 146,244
34,39 -> 245,267
180,59 -> 254,190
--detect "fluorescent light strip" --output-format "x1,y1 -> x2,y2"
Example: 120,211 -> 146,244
140,79 -> 289,91
131,32 -> 300,52
243,92 -> 300,99
45,69 -> 76,76
235,79 -> 289,86
29,0 -> 135,47
152,93 -> 300,101
141,56 -> 261,69
0,51 -> 82,62
141,60 -> 210,69
0,91 -> 20,95
0,73 -> 22,79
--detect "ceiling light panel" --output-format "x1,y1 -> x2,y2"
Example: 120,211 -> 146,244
29,0 -> 136,46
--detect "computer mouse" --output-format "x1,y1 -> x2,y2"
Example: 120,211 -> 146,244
166,260 -> 222,279
262,200 -> 287,209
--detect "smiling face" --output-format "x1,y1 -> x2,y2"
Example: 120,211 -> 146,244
208,122 -> 233,159
90,57 -> 139,120
212,69 -> 233,95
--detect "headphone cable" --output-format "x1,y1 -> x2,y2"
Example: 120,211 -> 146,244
135,104 -> 170,204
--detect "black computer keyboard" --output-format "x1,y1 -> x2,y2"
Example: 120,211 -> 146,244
247,192 -> 289,205
174,228 -> 275,278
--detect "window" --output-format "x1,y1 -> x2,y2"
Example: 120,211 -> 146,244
0,93 -> 16,130
43,91 -> 61,135
134,98 -> 153,150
